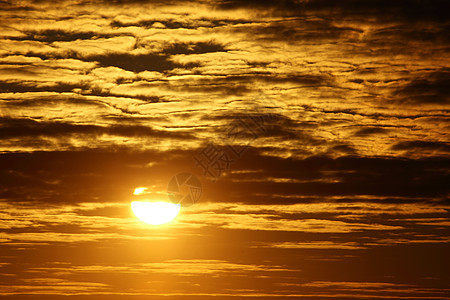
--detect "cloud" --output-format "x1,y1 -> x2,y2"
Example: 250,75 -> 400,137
217,216 -> 402,232
327,144 -> 357,155
300,280 -> 408,289
111,17 -> 253,30
210,150 -> 450,200
1,149 -> 448,206
0,117 -> 194,139
0,80 -> 91,93
0,231 -> 172,245
84,53 -> 201,73
37,260 -> 290,276
255,241 -> 366,250
8,29 -> 120,43
301,0 -> 450,22
239,19 -> 363,42
162,41 -> 228,55
0,279 -> 110,296
353,127 -> 389,136
391,141 -> 450,153
392,69 -> 450,105
216,0 -> 303,10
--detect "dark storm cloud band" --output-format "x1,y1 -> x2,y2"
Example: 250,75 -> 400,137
0,117 -> 194,139
1,149 -> 448,205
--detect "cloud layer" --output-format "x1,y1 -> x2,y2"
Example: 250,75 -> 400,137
0,0 -> 449,298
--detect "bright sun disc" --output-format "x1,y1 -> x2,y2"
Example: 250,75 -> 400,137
131,201 -> 181,225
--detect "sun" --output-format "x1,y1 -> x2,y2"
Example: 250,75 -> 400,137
131,201 -> 181,225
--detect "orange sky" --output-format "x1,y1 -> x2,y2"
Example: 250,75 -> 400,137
0,0 -> 449,299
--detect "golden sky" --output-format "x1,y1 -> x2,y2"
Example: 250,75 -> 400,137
0,0 -> 449,299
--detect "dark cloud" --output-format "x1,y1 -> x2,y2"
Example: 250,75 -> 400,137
303,105 -> 450,120
168,81 -> 251,96
71,41 -> 226,74
216,0 -> 449,23
0,80 -> 90,93
0,149 -> 170,204
201,112 -> 316,142
0,79 -> 171,104
391,141 -> 450,153
303,0 -> 450,22
233,74 -> 332,86
0,95 -> 108,109
169,73 -> 332,95
17,51 -> 200,73
20,51 -> 75,61
354,127 -> 389,136
101,115 -> 167,123
162,41 -> 227,55
0,0 -> 448,297
210,151 -> 450,202
216,0 -> 450,53
0,117 -> 194,140
9,29 -> 120,43
85,52 -> 200,73
392,70 -> 450,105
2,148 -> 448,205
238,20 -> 363,42
327,144 -> 357,155
368,24 -> 450,44
94,0 -> 195,5
111,18 -> 252,29
0,0 -> 35,12
85,88 -> 168,103
216,0 -> 303,11
245,60 -> 271,68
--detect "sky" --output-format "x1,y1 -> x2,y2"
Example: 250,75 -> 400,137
0,0 -> 449,299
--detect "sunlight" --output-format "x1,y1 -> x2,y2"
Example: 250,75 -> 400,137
131,201 -> 181,225
133,187 -> 148,195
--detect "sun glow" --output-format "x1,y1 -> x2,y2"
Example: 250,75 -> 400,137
131,201 -> 181,225
133,187 -> 148,195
